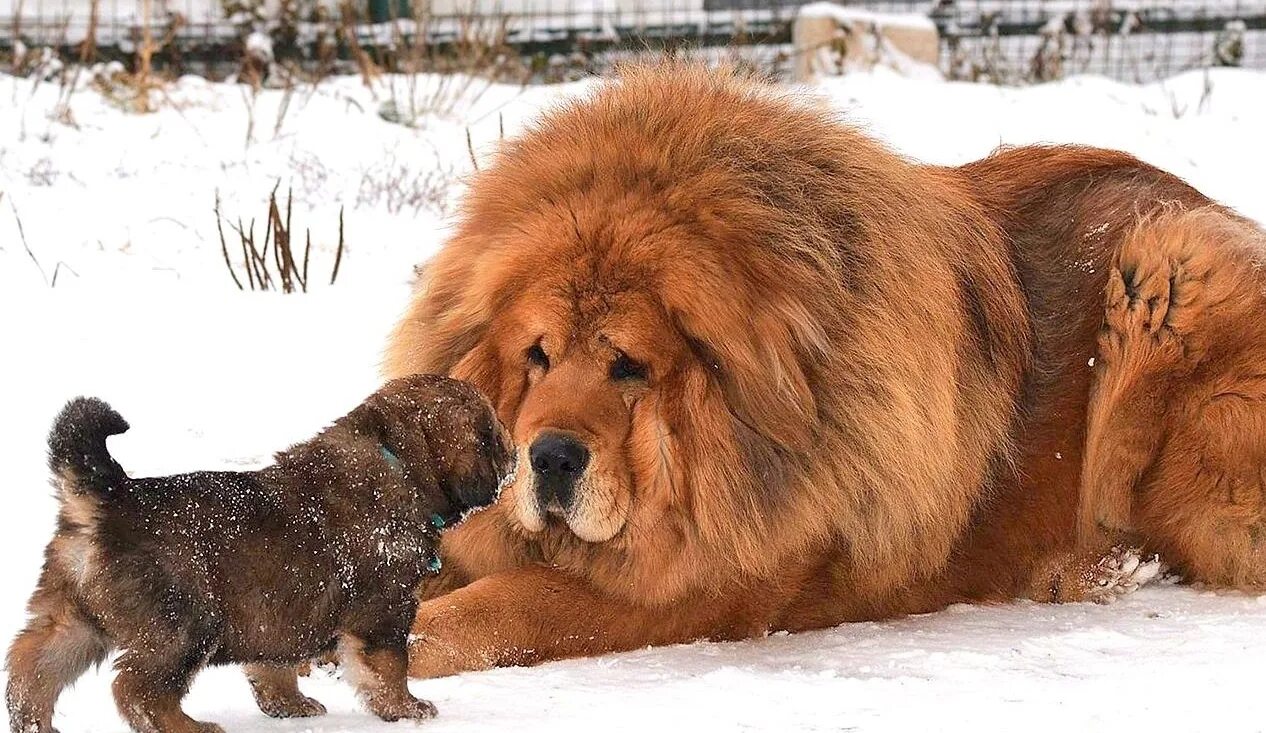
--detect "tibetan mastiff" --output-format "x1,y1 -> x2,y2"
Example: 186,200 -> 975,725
382,64 -> 1266,676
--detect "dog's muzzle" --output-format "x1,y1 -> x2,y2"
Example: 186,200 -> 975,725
529,431 -> 588,513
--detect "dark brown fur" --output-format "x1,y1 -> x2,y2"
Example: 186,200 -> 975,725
380,65 -> 1266,677
6,374 -> 514,733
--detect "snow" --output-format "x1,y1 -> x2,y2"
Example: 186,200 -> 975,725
14,583 -> 1266,731
798,3 -> 938,32
245,31 -> 274,64
2,66 -> 1266,730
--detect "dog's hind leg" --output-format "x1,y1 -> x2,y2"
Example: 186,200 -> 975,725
1079,208 -> 1266,591
6,579 -> 109,733
243,664 -> 325,718
111,618 -> 223,733
1079,218 -> 1203,550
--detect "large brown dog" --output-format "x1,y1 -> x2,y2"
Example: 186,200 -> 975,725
383,65 -> 1266,677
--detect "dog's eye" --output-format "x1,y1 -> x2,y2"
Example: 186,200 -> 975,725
527,343 -> 550,370
610,352 -> 646,381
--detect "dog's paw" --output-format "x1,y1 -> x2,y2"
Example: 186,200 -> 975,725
246,664 -> 329,719
371,696 -> 438,722
1086,545 -> 1165,604
255,693 -> 327,719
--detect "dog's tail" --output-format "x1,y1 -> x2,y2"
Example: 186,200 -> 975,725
48,397 -> 130,496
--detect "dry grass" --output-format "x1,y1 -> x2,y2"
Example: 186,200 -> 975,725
216,186 -> 345,293
6,194 -> 78,287
356,156 -> 457,215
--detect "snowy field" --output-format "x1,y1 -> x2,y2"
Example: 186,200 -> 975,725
2,66 -> 1266,731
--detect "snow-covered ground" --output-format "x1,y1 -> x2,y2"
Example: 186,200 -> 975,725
2,66 -> 1266,731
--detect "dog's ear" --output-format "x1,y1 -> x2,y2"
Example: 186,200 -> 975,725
345,397 -> 391,444
349,396 -> 451,515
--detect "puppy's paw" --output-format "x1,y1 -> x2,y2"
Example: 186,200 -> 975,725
255,693 -> 327,719
1086,545 -> 1165,604
372,695 -> 438,722
246,664 -> 329,718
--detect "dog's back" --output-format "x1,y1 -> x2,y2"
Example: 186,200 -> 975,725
46,399 -> 356,661
46,398 -> 299,580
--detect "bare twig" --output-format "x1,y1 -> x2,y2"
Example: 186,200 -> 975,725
301,229 -> 311,291
135,0 -> 156,113
329,208 -> 344,286
466,127 -> 479,172
10,198 -> 49,286
78,0 -> 100,65
50,261 -> 79,287
214,192 -> 244,290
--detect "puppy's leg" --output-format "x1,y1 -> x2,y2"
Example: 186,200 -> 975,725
111,628 -> 222,733
243,665 -> 325,719
337,633 -> 436,721
6,579 -> 109,733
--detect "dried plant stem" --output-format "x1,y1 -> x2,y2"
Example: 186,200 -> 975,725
215,192 -> 244,290
217,189 -> 345,293
329,209 -> 344,286
10,198 -> 49,286
466,127 -> 479,171
136,0 -> 156,113
79,0 -> 100,65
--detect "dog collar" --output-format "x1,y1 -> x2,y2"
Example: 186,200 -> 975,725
379,444 -> 402,471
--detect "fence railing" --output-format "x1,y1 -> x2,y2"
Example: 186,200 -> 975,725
1,0 -> 1263,82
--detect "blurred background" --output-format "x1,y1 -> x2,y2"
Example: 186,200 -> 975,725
2,0 -> 1263,84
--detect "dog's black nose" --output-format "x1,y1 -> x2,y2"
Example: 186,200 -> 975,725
530,431 -> 588,508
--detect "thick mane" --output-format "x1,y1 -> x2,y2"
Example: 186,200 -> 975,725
386,64 -> 1032,602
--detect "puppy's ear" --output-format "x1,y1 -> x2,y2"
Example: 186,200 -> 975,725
350,397 -> 452,517
346,398 -> 390,443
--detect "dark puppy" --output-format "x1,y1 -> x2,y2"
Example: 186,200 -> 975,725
6,374 -> 515,733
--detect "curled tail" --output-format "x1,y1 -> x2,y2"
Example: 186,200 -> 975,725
48,397 -> 129,495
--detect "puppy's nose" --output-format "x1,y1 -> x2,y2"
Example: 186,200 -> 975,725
530,431 -> 589,508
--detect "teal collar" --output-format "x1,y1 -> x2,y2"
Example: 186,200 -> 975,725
379,444 -> 402,471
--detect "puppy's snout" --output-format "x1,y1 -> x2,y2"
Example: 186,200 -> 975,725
530,431 -> 589,510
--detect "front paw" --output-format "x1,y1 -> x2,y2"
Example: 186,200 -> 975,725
255,693 -> 327,719
246,664 -> 328,718
371,695 -> 438,722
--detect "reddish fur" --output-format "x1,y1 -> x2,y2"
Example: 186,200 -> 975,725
383,65 -> 1266,676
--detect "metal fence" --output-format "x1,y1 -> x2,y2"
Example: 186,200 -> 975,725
1,0 -> 1263,82
929,1 -> 1266,82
